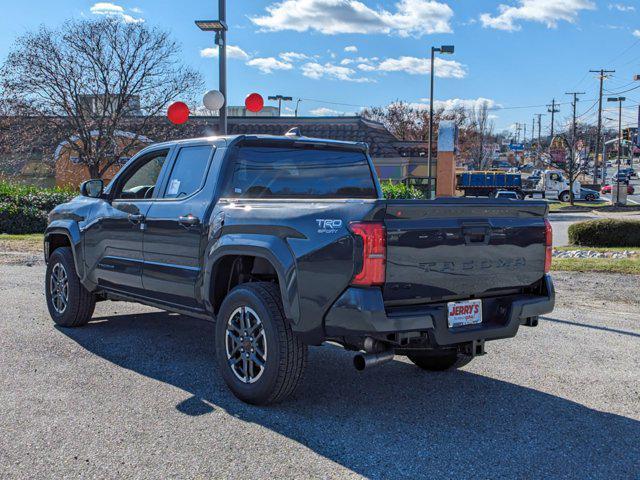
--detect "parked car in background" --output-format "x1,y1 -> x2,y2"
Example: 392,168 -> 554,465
611,172 -> 630,184
577,188 -> 600,202
619,167 -> 636,178
601,183 -> 635,195
494,190 -> 520,200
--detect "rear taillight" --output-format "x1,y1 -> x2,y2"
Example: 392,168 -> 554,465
349,222 -> 386,286
544,218 -> 553,273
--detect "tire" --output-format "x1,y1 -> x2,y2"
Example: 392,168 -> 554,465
407,350 -> 473,371
45,247 -> 96,327
585,194 -> 596,202
559,191 -> 571,203
215,282 -> 307,405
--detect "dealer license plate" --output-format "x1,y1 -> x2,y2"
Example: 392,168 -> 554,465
447,299 -> 482,328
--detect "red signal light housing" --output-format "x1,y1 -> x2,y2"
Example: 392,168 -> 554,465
349,222 -> 386,286
544,218 -> 553,273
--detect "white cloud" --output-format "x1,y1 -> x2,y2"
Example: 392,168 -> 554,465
376,56 -> 467,78
310,107 -> 350,116
200,45 -> 250,60
301,62 -> 373,82
634,29 -> 640,37
246,57 -> 293,74
251,0 -> 453,37
340,58 -> 354,65
90,2 -> 144,23
357,63 -> 376,71
279,51 -> 311,62
411,97 -> 500,112
480,0 -> 595,31
344,45 -> 358,52
609,3 -> 635,11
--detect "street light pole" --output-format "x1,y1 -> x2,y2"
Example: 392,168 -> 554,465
607,96 -> 626,205
219,0 -> 227,135
196,5 -> 228,135
427,45 -> 454,199
268,95 -> 293,116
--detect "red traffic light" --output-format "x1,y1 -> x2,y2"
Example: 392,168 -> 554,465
167,101 -> 190,125
245,93 -> 264,113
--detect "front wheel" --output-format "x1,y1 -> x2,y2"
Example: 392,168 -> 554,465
585,193 -> 596,202
407,350 -> 472,371
559,191 -> 571,203
215,282 -> 307,405
45,247 -> 96,327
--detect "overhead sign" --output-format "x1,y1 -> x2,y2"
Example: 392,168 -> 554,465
509,143 -> 524,151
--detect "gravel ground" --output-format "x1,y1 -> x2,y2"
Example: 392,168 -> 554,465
1,264 -> 638,479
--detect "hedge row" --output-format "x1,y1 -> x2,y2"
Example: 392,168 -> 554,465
381,180 -> 424,199
0,181 -> 75,234
568,219 -> 640,248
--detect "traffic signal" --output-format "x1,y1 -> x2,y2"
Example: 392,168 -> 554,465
622,128 -> 630,141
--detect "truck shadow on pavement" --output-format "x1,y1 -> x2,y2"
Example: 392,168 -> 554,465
59,310 -> 639,479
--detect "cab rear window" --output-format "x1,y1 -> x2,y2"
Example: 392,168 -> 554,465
223,146 -> 377,199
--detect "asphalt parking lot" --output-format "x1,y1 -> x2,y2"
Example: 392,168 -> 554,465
1,264 -> 639,479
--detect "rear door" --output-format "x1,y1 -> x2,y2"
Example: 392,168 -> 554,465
383,199 -> 548,305
141,143 -> 216,309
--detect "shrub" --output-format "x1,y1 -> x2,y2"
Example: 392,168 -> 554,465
0,203 -> 48,234
0,181 -> 76,234
381,180 -> 424,199
568,219 -> 640,247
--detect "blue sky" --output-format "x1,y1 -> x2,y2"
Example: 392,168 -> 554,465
1,0 -> 639,133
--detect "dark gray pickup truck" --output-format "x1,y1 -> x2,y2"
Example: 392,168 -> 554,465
44,132 -> 554,404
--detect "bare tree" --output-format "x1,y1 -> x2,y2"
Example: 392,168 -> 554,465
1,17 -> 202,179
466,101 -> 494,170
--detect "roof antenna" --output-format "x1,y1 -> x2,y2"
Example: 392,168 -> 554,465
285,127 -> 302,137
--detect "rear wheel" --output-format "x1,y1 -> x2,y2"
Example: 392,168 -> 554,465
559,191 -> 571,203
45,247 -> 96,327
215,282 -> 307,405
407,350 -> 472,371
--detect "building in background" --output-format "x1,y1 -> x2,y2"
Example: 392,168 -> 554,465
1,115 -> 432,189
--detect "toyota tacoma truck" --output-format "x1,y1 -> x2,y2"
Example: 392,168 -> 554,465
44,132 -> 555,405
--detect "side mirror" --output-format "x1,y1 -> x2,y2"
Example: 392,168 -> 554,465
80,179 -> 104,198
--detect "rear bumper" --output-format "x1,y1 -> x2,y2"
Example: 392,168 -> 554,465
324,275 -> 555,346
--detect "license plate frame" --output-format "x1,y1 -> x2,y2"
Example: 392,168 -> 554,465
447,299 -> 482,328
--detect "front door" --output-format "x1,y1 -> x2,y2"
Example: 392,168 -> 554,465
84,148 -> 171,293
142,144 -> 216,309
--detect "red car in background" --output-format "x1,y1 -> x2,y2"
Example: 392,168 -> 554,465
601,184 -> 635,195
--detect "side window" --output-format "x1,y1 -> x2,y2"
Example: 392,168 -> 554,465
114,150 -> 169,200
163,145 -> 213,199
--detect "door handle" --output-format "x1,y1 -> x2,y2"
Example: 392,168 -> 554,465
178,214 -> 200,227
128,213 -> 145,224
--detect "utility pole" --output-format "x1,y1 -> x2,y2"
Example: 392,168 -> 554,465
547,99 -> 560,141
565,92 -> 584,204
535,114 -> 544,145
565,92 -> 585,146
535,113 -> 544,167
514,123 -> 522,143
590,69 -> 615,185
268,95 -> 293,116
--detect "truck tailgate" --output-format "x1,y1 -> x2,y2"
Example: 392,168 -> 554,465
383,199 -> 548,305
